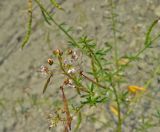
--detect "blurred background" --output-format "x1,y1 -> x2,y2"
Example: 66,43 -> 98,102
0,0 -> 160,131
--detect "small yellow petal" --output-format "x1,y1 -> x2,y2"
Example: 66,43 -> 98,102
110,105 -> 118,116
118,58 -> 129,65
128,85 -> 146,93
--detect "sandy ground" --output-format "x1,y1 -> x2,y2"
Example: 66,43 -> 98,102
0,0 -> 160,132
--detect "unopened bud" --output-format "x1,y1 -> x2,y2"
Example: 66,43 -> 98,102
67,49 -> 73,55
79,70 -> 83,75
64,78 -> 70,85
48,58 -> 53,65
53,49 -> 63,56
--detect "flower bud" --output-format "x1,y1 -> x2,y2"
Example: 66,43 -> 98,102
64,78 -> 70,85
67,49 -> 73,55
53,49 -> 63,56
48,58 -> 53,65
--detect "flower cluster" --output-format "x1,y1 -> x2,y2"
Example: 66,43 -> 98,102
39,49 -> 83,131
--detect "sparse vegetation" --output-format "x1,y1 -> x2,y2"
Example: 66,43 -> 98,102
20,0 -> 160,132
1,0 -> 160,132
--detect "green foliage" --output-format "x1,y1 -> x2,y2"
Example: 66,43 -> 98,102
50,0 -> 64,11
21,0 -> 160,131
21,0 -> 32,48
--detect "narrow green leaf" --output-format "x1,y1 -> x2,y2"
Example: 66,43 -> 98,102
74,112 -> 82,132
43,73 -> 52,94
50,0 -> 64,11
145,19 -> 159,46
41,10 -> 52,25
21,1 -> 32,48
35,0 -> 79,48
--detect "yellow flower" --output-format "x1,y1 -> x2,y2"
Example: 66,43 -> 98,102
128,85 -> 146,94
109,105 -> 118,116
118,58 -> 129,65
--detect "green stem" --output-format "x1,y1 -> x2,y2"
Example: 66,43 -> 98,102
35,0 -> 107,77
58,56 -> 89,93
34,0 -> 79,48
84,41 -> 103,71
91,58 -> 99,82
112,85 -> 122,132
113,18 -> 160,75
21,0 -> 32,48
113,42 -> 151,76
122,63 -> 160,125
110,0 -> 118,69
80,71 -> 107,89
110,1 -> 122,131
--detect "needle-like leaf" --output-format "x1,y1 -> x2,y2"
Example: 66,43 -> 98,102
43,73 -> 53,94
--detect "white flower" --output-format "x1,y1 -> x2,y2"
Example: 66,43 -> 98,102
68,79 -> 73,84
40,65 -> 48,75
68,79 -> 75,88
67,68 -> 76,74
72,51 -> 78,60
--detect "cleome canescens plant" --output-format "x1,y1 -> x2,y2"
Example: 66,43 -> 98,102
21,0 -> 160,132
